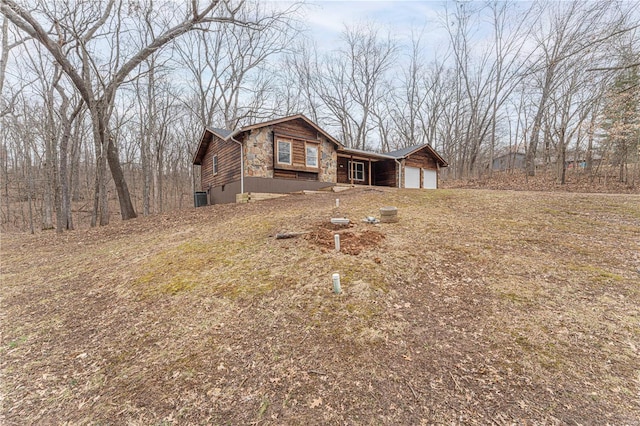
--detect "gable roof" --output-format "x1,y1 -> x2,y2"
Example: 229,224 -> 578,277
193,114 -> 342,165
387,143 -> 448,166
193,127 -> 230,165
238,114 -> 342,147
339,143 -> 448,167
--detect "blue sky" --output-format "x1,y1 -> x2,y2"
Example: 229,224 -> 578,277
288,1 -> 450,50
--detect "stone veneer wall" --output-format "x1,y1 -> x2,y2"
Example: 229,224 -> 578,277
244,127 -> 273,178
320,136 -> 337,183
244,126 -> 338,183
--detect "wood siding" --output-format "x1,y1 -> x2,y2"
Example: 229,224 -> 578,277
405,147 -> 438,169
273,118 -> 318,140
403,146 -> 440,189
273,118 -> 322,175
373,160 -> 396,187
201,134 -> 241,191
273,169 -> 318,181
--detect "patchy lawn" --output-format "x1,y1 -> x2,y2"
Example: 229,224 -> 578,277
1,188 -> 639,425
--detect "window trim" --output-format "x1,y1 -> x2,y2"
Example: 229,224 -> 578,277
213,154 -> 218,176
349,161 -> 365,181
277,139 -> 292,165
305,143 -> 319,168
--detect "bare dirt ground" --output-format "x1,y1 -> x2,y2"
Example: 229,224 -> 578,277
1,187 -> 639,425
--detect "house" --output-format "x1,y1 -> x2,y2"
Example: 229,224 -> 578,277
192,114 -> 448,205
491,146 -> 526,171
564,150 -> 603,169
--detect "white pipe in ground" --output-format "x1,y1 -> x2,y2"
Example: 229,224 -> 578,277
334,234 -> 340,252
332,273 -> 342,294
336,198 -> 340,208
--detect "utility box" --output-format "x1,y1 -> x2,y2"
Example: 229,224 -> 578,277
379,206 -> 398,223
194,191 -> 208,208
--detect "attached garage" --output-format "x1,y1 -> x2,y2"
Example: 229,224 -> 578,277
405,167 -> 421,188
337,142 -> 448,189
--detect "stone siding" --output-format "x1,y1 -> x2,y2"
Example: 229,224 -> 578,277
320,136 -> 337,183
244,127 -> 273,178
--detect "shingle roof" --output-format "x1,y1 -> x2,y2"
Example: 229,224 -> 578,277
339,147 -> 396,160
209,127 -> 233,139
386,144 -> 425,158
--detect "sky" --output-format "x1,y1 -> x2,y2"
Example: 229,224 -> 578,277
283,0 -> 450,50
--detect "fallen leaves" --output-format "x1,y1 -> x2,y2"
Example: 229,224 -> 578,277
309,397 -> 322,408
1,188 -> 639,425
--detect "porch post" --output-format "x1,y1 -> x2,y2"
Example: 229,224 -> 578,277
368,159 -> 372,186
350,155 -> 353,185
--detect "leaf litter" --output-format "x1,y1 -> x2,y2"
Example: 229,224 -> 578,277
1,187 -> 639,425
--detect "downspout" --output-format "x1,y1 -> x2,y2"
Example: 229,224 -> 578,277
226,130 -> 244,195
394,158 -> 403,188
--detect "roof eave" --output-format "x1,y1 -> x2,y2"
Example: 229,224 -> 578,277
338,147 -> 396,160
192,128 -> 213,165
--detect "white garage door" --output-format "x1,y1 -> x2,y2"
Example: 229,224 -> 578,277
405,167 -> 420,188
422,169 -> 437,189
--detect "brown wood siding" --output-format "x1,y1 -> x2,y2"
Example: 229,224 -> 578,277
336,156 -> 371,185
273,118 -> 323,175
405,147 -> 438,169
201,135 -> 241,191
337,156 -> 349,183
273,137 -> 321,174
373,160 -> 396,186
273,118 -> 318,140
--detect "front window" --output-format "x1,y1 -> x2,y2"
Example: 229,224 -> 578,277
306,144 -> 318,167
349,161 -> 365,181
277,140 -> 291,165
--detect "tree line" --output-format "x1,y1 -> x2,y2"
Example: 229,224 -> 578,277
1,0 -> 638,232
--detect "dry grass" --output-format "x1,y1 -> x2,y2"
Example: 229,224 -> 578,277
1,188 -> 639,425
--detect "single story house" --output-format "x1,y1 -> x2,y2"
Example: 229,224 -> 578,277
491,147 -> 526,171
192,114 -> 448,205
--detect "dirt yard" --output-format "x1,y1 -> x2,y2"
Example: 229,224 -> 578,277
1,188 -> 639,424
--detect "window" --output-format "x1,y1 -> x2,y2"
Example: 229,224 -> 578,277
349,161 -> 365,181
277,140 -> 291,165
213,154 -> 218,175
306,144 -> 318,168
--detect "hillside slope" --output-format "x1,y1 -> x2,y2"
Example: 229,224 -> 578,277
2,188 -> 639,424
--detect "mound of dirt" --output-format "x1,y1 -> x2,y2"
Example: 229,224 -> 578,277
305,222 -> 384,255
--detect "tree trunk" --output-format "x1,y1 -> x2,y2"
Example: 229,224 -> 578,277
106,133 -> 137,220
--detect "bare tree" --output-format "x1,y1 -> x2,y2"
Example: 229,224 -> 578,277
175,1 -> 299,130
1,0 -> 289,224
523,1 -> 632,176
310,24 -> 398,150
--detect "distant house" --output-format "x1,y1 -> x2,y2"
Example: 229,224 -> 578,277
564,151 -> 603,169
192,114 -> 448,205
492,147 -> 526,171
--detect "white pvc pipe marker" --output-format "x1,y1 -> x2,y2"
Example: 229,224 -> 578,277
336,198 -> 340,208
332,273 -> 342,294
334,234 -> 340,252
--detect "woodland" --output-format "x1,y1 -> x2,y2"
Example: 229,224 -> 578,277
1,0 -> 639,232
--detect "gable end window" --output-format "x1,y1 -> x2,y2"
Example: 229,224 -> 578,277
213,154 -> 218,175
349,161 -> 365,181
277,140 -> 292,165
306,144 -> 318,168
